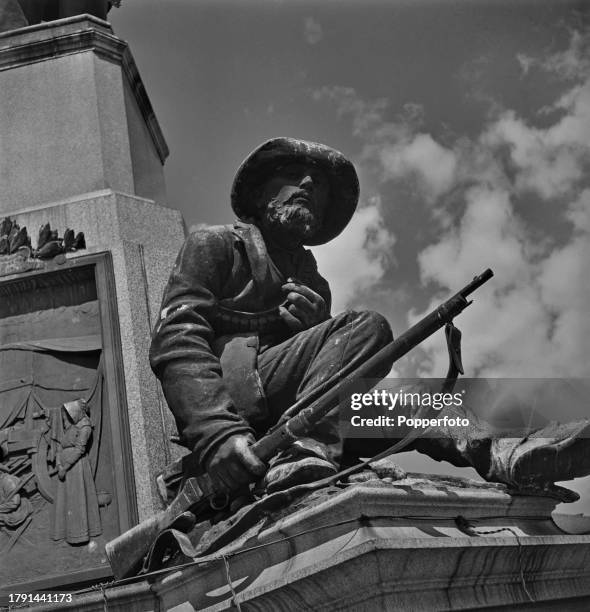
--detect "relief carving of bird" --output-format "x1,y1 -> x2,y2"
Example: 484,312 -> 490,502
7,223 -> 19,244
73,232 -> 86,250
37,223 -> 51,250
62,228 -> 75,252
35,240 -> 63,259
0,217 -> 12,238
9,226 -> 30,254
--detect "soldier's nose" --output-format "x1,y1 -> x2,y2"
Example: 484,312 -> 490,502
299,175 -> 314,191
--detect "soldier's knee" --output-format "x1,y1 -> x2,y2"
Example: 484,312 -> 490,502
342,310 -> 393,347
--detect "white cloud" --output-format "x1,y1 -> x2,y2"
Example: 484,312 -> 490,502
414,186 -> 553,377
303,16 -> 323,45
413,84 -> 590,376
313,28 -> 590,379
311,200 -> 395,313
516,31 -> 590,81
537,226 -> 590,375
314,86 -> 457,204
418,186 -> 530,290
312,86 -> 390,137
482,101 -> 590,199
567,188 -> 590,232
417,30 -> 590,377
516,52 -> 534,76
482,31 -> 590,201
315,29 -> 590,510
540,30 -> 590,80
377,133 -> 457,203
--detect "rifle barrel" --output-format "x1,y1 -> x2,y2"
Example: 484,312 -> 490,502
459,268 -> 494,299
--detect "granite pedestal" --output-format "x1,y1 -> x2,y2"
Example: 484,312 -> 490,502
0,15 -> 168,214
0,16 -> 186,526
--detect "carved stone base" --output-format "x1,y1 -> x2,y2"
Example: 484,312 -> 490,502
31,474 -> 590,611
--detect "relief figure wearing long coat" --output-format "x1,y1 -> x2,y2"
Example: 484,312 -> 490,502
51,399 -> 101,544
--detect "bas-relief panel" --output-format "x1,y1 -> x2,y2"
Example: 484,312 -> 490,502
0,257 -> 136,593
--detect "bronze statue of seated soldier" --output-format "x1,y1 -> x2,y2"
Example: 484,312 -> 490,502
150,137 -> 590,504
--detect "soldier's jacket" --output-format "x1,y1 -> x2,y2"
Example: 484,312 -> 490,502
149,222 -> 331,467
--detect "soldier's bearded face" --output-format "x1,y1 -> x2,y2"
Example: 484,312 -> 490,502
257,163 -> 329,242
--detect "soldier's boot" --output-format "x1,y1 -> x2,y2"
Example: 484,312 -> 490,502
487,419 -> 590,490
262,437 -> 337,494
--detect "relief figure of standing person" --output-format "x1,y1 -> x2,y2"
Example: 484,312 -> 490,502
52,399 -> 101,544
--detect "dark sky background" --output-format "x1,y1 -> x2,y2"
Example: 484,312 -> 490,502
112,0 -> 582,226
109,0 -> 590,514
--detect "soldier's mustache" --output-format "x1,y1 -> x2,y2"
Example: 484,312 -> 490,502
270,198 -> 315,221
288,189 -> 312,204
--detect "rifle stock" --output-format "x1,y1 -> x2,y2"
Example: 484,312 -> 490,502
106,268 -> 493,579
106,474 -> 211,578
106,509 -> 174,579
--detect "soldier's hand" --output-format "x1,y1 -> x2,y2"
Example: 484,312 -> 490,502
206,434 -> 266,493
280,278 -> 328,331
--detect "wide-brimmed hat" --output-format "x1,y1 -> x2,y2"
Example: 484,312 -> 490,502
231,137 -> 359,245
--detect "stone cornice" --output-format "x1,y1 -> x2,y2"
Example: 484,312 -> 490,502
0,16 -> 169,163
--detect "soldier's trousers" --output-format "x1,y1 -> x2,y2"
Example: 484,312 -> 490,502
257,310 -> 494,479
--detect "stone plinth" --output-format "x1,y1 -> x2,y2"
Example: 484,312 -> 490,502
0,15 -> 168,213
0,14 -> 185,526
32,476 -> 590,611
8,190 -> 185,522
0,12 -> 188,598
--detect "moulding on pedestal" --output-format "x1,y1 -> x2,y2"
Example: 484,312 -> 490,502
30,475 -> 590,611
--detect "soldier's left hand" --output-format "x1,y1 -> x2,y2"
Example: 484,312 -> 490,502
280,278 -> 328,331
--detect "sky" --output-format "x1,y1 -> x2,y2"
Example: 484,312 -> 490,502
110,0 -> 590,513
